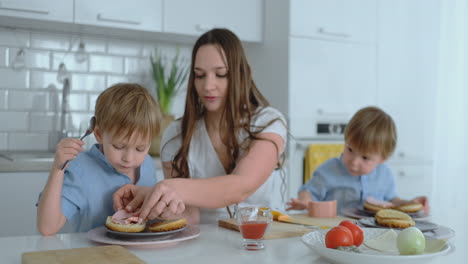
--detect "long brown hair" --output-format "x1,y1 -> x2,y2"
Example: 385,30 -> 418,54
169,28 -> 284,178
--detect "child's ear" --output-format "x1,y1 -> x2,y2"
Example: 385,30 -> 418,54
94,126 -> 103,143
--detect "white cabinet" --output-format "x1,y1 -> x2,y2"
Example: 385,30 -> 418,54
390,164 -> 433,199
289,37 -> 376,137
290,0 -> 376,44
288,0 -> 377,138
0,0 -> 73,23
377,0 -> 440,198
75,0 -> 163,31
163,0 -> 263,42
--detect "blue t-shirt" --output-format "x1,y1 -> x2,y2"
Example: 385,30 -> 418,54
38,144 -> 158,232
298,156 -> 398,214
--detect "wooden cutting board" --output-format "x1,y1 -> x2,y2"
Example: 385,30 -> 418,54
218,214 -> 354,240
22,245 -> 144,264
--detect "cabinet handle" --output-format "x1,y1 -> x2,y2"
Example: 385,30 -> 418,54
0,3 -> 49,15
317,27 -> 350,38
398,171 -> 406,177
97,14 -> 141,25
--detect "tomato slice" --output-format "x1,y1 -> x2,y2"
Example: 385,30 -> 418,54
325,226 -> 354,249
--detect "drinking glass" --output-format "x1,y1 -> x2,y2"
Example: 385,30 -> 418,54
236,206 -> 272,250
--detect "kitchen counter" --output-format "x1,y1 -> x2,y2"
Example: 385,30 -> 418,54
0,151 -> 162,172
0,224 -> 458,264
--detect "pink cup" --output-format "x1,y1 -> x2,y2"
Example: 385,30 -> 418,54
307,200 -> 337,218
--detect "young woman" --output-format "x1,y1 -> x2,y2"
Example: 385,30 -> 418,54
113,28 -> 287,224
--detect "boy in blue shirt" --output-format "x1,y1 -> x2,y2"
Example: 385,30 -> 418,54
37,83 -> 162,235
287,106 -> 428,214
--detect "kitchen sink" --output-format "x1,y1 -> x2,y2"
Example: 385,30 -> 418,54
0,151 -> 55,162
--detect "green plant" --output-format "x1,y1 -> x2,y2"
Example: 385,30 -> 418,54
150,48 -> 189,115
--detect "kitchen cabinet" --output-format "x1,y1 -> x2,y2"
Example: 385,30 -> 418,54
0,0 -> 73,23
163,0 -> 263,42
75,0 -> 163,32
377,0 -> 439,198
0,172 -> 73,237
390,163 -> 433,199
289,37 -> 376,138
290,0 -> 377,44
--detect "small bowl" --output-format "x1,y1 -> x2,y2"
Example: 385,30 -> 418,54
307,200 -> 337,218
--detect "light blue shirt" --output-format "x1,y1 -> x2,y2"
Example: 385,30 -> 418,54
38,144 -> 158,232
298,156 -> 398,214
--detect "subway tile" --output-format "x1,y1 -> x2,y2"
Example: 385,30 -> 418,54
108,41 -> 142,56
68,93 -> 88,111
8,48 -> 50,70
107,75 -> 128,86
0,133 -> 6,150
8,90 -> 49,111
0,47 -> 7,67
69,113 -> 95,134
71,73 -> 106,91
89,93 -> 100,112
89,55 -> 123,74
52,52 -> 88,72
125,57 -> 151,75
30,112 -> 58,132
8,132 -> 49,151
0,90 -> 6,110
0,68 -> 28,89
30,71 -> 60,89
0,30 -> 29,47
30,33 -> 71,51
0,112 -> 28,131
71,37 -> 106,53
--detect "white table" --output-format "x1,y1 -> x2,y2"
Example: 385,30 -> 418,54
0,224 -> 459,264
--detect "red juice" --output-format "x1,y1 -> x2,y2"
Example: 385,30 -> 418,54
240,221 -> 268,239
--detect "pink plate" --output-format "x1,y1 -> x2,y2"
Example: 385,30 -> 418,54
87,225 -> 200,248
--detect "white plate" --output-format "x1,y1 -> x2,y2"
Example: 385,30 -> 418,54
105,225 -> 186,238
87,225 -> 200,246
358,217 -> 439,232
302,228 -> 452,264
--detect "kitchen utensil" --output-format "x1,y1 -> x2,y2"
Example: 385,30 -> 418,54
61,116 -> 96,170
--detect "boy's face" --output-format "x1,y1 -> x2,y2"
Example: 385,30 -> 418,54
342,143 -> 385,176
95,128 -> 151,176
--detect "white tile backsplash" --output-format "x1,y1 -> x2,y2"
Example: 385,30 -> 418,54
0,47 -> 7,67
8,91 -> 50,111
0,30 -> 29,47
0,69 -> 28,89
71,73 -> 106,92
89,55 -> 124,74
30,33 -> 71,51
0,112 -> 28,131
0,133 -> 6,150
52,52 -> 88,72
0,28 -> 190,152
8,132 -> 49,151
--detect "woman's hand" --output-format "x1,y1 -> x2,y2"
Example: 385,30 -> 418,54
112,184 -> 151,212
286,198 -> 308,211
137,180 -> 185,221
54,138 -> 84,170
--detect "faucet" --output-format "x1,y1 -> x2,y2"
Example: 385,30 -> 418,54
60,77 -> 70,139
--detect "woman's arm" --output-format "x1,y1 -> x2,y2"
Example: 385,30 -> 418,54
136,132 -> 284,220
37,138 -> 83,236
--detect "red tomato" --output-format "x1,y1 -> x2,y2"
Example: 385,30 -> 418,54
325,226 -> 354,249
339,220 -> 364,247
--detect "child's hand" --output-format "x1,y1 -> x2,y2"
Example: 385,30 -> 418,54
286,198 -> 308,211
54,138 -> 84,170
411,196 -> 430,214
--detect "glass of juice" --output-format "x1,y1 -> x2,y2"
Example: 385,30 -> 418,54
236,206 -> 272,250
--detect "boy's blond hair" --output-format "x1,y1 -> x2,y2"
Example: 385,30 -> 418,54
94,83 -> 161,142
344,106 -> 396,160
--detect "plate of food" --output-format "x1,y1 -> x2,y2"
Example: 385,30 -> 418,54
302,228 -> 452,264
358,217 -> 439,232
104,216 -> 187,238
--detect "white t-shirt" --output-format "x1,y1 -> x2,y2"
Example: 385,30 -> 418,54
160,106 -> 287,224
